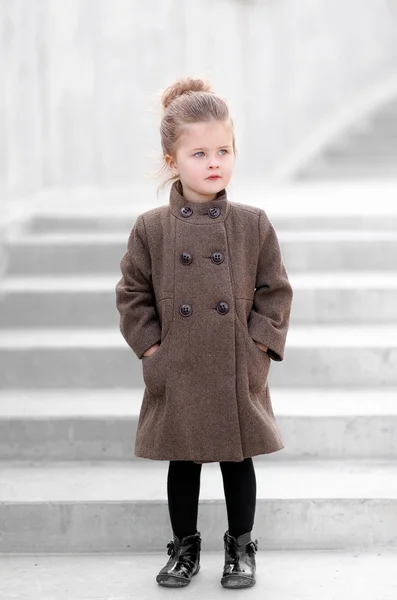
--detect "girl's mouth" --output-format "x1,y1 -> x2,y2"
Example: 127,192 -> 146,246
207,176 -> 221,180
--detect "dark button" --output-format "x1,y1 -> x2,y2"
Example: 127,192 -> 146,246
211,251 -> 224,264
208,206 -> 221,218
180,252 -> 193,265
179,303 -> 193,317
180,206 -> 193,218
216,301 -> 229,315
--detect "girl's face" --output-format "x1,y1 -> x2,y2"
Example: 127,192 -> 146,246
165,120 -> 235,203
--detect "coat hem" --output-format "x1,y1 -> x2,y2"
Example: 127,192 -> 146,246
134,443 -> 284,463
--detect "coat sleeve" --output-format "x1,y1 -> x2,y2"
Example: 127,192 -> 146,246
248,209 -> 293,362
115,214 -> 162,360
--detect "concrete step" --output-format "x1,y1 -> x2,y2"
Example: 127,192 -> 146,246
322,151 -> 397,164
372,101 -> 397,119
334,134 -> 397,150
23,181 -> 397,233
295,98 -> 397,181
296,166 -> 397,180
0,276 -> 121,328
26,213 -> 397,234
1,549 -> 396,599
5,232 -> 128,275
2,271 -> 397,328
328,138 -> 397,155
27,214 -> 137,234
1,388 -> 396,461
1,458 -> 396,552
370,116 -> 397,130
353,127 -> 397,143
289,271 -> 397,323
0,325 -> 396,388
5,230 -> 397,275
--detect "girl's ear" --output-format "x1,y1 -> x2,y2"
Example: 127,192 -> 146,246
164,153 -> 177,172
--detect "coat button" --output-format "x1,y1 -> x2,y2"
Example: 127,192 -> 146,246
216,301 -> 229,315
179,303 -> 193,317
208,206 -> 221,218
180,206 -> 193,217
211,251 -> 224,264
180,252 -> 193,265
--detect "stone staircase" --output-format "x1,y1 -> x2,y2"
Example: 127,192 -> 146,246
295,97 -> 397,180
0,186 -> 397,595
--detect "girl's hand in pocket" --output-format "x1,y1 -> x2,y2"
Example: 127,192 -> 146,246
143,343 -> 160,357
255,341 -> 268,353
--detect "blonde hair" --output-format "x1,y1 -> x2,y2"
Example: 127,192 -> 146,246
158,77 -> 236,189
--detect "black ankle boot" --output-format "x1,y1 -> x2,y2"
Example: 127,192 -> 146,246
156,531 -> 201,587
221,530 -> 258,588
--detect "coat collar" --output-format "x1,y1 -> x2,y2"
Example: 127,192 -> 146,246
168,179 -> 230,224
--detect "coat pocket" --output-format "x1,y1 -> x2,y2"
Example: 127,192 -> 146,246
141,324 -> 174,397
236,315 -> 271,393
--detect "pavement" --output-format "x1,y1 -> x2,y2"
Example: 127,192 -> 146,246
1,548 -> 397,600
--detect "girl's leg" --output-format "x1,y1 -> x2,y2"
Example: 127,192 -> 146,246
167,460 -> 202,540
219,457 -> 257,539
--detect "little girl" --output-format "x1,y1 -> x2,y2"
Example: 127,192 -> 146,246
116,77 -> 293,589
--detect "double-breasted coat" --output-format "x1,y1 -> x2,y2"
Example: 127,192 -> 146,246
115,179 -> 293,463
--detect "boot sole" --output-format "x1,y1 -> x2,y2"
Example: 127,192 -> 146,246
156,565 -> 200,587
156,575 -> 191,588
221,575 -> 256,589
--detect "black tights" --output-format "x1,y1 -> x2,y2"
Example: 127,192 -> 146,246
167,458 -> 256,540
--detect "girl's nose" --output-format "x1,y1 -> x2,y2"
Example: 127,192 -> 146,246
209,158 -> 220,169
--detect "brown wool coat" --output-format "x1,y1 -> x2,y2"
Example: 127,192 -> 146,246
115,180 -> 293,463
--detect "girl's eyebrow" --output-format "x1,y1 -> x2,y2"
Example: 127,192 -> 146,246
191,145 -> 232,150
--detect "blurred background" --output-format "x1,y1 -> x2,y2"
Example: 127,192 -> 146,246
2,0 -> 397,198
1,1 -> 397,596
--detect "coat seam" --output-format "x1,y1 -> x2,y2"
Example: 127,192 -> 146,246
140,214 -> 153,270
256,209 -> 264,276
171,216 -> 176,337
258,210 -> 261,251
224,222 -> 244,461
139,206 -> 167,221
230,203 -> 260,216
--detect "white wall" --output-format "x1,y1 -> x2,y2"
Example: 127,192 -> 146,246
1,0 -> 397,198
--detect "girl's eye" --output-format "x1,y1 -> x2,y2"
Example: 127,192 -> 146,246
193,149 -> 228,157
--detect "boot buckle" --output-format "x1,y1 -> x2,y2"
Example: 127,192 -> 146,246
166,540 -> 175,556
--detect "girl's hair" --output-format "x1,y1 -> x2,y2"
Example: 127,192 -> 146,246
158,77 -> 236,189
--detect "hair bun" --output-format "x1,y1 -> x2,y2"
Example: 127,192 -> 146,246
161,77 -> 214,110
